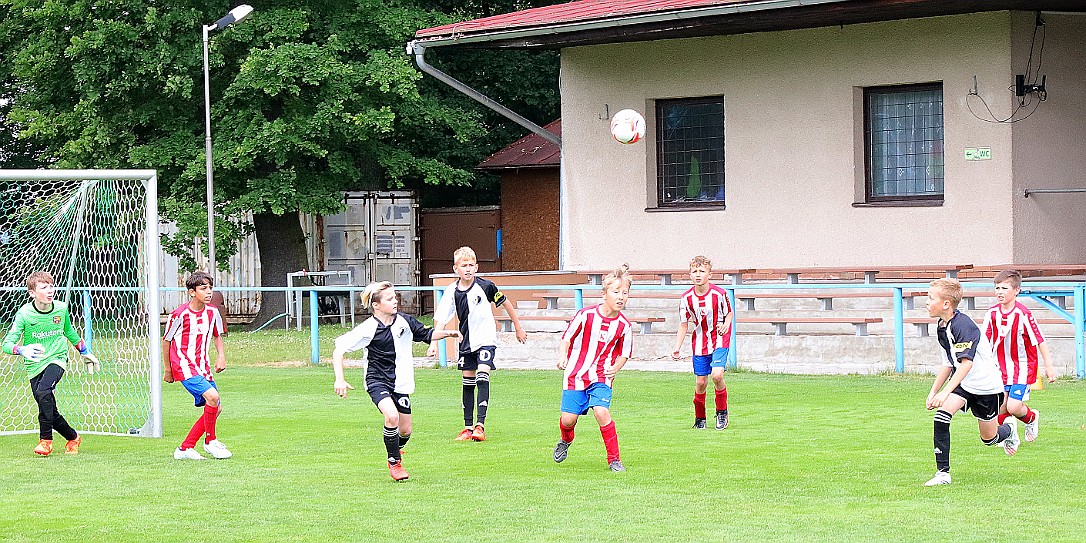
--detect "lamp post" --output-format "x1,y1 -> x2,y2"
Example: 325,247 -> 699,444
203,4 -> 253,274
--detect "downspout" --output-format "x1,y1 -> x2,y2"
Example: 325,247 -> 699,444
408,39 -> 565,270
407,41 -> 561,147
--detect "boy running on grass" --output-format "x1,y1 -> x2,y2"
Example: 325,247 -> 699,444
982,270 -> 1057,455
430,246 -> 526,442
671,256 -> 734,430
333,281 -> 461,481
163,271 -> 230,460
923,278 -> 1019,486
2,271 -> 99,456
554,265 -> 633,472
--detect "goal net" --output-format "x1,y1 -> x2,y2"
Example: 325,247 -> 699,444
0,170 -> 162,437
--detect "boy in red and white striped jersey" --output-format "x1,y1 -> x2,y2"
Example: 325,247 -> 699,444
162,271 -> 230,460
982,270 -> 1057,454
553,265 -> 633,472
671,256 -> 734,430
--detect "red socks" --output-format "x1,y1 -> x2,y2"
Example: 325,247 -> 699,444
181,416 -> 205,450
693,393 -> 706,419
600,421 -> 620,463
1000,408 -> 1037,425
715,387 -> 728,411
181,405 -> 221,449
202,404 -> 220,442
560,422 -> 575,443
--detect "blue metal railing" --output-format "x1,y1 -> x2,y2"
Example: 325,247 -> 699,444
10,281 -> 1082,377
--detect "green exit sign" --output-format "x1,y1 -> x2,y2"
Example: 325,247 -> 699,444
964,147 -> 992,161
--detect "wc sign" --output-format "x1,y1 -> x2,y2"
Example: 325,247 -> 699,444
964,147 -> 992,161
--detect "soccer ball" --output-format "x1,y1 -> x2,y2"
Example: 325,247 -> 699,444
610,109 -> 646,144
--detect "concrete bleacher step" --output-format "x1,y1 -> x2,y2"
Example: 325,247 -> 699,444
514,287 -> 1076,337
482,331 -> 1080,377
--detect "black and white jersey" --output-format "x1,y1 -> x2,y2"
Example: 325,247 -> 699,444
936,310 -> 1003,395
334,313 -> 434,394
434,277 -> 507,354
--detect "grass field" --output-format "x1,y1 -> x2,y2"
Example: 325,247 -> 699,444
1,360 -> 1084,542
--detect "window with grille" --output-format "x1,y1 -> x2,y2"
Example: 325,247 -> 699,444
864,84 -> 944,203
656,97 -> 725,207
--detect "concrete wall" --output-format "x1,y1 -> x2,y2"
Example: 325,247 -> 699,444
1010,12 -> 1086,262
558,12 -> 1057,270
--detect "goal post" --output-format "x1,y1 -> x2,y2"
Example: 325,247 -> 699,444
0,169 -> 162,437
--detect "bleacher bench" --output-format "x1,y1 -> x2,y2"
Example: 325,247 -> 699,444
754,265 -> 972,284
736,316 -> 882,336
903,291 -> 992,311
581,268 -> 755,286
903,317 -> 1070,337
496,315 -> 666,335
532,291 -> 682,309
737,292 -> 891,311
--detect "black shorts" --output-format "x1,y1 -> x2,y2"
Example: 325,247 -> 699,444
367,382 -> 411,414
950,385 -> 1004,421
458,346 -> 497,371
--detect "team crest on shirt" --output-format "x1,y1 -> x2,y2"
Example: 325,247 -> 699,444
53,316 -> 62,324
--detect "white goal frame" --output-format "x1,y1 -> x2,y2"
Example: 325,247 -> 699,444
0,169 -> 162,437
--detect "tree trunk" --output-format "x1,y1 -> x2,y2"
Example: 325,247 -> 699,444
248,212 -> 310,330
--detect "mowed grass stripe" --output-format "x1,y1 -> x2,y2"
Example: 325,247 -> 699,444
1,367 -> 1083,542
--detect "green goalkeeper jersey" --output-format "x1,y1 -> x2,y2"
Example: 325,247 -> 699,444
2,300 -> 82,378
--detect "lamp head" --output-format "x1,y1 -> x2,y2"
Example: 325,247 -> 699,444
210,4 -> 253,31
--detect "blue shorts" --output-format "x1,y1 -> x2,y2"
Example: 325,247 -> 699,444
181,376 -> 218,407
692,348 -> 730,376
1005,384 -> 1031,402
561,383 -> 613,415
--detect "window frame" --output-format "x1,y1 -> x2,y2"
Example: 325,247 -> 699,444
654,96 -> 727,210
862,82 -> 945,205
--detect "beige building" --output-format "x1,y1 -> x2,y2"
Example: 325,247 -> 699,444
413,2 -> 1086,271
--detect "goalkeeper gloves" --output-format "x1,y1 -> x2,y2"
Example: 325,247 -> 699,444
15,343 -> 44,362
77,341 -> 101,375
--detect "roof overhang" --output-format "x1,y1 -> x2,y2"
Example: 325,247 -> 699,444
412,0 -> 1086,50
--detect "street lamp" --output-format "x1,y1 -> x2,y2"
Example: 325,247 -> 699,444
203,4 -> 253,274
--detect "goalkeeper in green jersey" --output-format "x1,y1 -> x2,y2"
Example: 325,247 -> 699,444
2,271 -> 99,456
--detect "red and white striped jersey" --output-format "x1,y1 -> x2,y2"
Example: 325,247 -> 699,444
983,301 -> 1045,386
560,305 -> 633,391
163,303 -> 224,381
679,284 -> 732,355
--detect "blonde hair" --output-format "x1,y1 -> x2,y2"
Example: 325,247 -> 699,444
929,278 -> 963,308
994,270 -> 1022,290
362,281 -> 395,310
453,246 -> 477,266
689,255 -> 712,271
25,271 -> 54,291
602,264 -> 632,291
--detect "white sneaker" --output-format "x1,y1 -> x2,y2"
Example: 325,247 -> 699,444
1025,410 -> 1039,442
203,439 -> 233,459
924,471 -> 951,486
1003,421 -> 1021,456
174,447 -> 206,460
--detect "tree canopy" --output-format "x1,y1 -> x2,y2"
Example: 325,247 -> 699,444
0,0 -> 560,270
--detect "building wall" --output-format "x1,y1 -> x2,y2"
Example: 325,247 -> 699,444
1010,12 -> 1086,263
500,168 -> 560,271
559,12 -> 1035,269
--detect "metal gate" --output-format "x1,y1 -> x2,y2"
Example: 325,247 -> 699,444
418,206 -> 501,314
